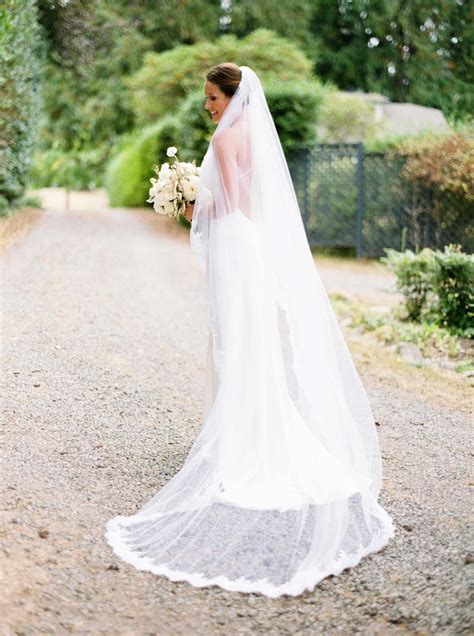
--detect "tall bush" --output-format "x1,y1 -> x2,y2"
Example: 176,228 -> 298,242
387,130 -> 474,254
0,0 -> 43,212
129,29 -> 314,124
392,131 -> 474,203
264,80 -> 323,154
106,117 -> 179,207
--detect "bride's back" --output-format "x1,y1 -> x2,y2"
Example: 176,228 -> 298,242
212,116 -> 253,220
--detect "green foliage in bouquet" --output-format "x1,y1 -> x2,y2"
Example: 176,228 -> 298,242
0,0 -> 43,213
382,245 -> 474,335
105,117 -> 179,207
129,29 -> 314,124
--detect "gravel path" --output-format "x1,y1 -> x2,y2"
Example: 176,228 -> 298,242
1,205 -> 472,635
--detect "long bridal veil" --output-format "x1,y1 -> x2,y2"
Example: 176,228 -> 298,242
105,65 -> 395,597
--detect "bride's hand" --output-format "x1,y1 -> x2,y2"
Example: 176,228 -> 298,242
184,202 -> 195,222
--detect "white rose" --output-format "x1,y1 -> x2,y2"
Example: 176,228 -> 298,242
152,181 -> 163,195
154,191 -> 169,207
147,181 -> 161,202
154,202 -> 167,215
162,181 -> 176,201
182,175 -> 200,201
166,146 -> 178,157
163,200 -> 176,216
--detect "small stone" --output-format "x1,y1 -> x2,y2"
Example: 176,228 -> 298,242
33,383 -> 41,388
402,523 -> 413,532
387,613 -> 404,624
464,553 -> 474,564
397,342 -> 424,364
38,528 -> 50,539
439,359 -> 457,371
107,564 -> 120,571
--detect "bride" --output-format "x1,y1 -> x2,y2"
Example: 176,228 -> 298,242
106,63 -> 395,597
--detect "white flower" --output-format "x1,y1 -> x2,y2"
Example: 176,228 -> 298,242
182,175 -> 200,201
159,162 -> 171,177
163,200 -> 176,216
147,154 -> 200,219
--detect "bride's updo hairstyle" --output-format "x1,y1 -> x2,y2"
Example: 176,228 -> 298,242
206,62 -> 242,97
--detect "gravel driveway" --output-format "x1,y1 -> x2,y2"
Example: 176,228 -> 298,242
1,205 -> 472,635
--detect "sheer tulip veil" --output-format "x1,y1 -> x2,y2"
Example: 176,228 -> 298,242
105,65 -> 395,597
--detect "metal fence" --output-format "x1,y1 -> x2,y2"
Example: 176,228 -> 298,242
289,143 -> 474,258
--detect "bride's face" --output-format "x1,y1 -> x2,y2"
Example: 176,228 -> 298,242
204,80 -> 231,124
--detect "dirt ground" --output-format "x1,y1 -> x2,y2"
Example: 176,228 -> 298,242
1,191 -> 472,635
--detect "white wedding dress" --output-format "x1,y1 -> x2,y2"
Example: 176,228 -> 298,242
105,66 -> 395,597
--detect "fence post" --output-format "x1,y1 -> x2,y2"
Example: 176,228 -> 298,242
356,143 -> 365,258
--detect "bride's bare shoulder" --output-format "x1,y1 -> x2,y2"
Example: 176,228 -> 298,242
212,127 -> 240,151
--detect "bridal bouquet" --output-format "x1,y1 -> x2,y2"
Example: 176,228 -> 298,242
147,146 -> 201,220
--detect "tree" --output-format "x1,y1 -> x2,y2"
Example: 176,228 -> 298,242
222,0 -> 317,60
110,0 -> 222,51
309,0 -> 473,121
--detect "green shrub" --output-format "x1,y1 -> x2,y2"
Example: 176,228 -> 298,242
432,245 -> 474,333
317,91 -> 379,143
106,117 -> 179,207
381,248 -> 435,321
382,245 -> 474,335
391,131 -> 474,202
387,130 -> 474,254
0,1 -> 43,211
264,80 -> 323,154
129,29 -> 314,124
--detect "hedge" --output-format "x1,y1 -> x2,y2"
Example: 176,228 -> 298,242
105,117 -> 179,207
0,0 -> 43,213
